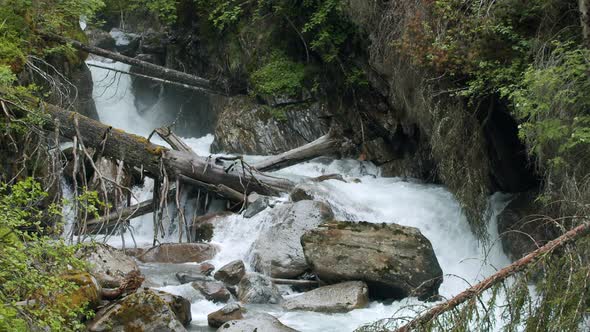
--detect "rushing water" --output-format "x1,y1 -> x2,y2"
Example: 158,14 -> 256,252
83,58 -> 513,331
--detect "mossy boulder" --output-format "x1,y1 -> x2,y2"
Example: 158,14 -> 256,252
87,289 -> 191,331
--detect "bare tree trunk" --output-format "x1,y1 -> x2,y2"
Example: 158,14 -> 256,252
395,220 -> 590,332
253,131 -> 345,172
42,102 -> 294,196
41,33 -> 225,95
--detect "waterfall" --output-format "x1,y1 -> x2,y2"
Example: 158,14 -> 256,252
85,58 -> 513,331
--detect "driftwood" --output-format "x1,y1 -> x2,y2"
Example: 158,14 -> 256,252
395,220 -> 590,332
81,199 -> 153,234
177,174 -> 245,202
41,33 -> 225,95
253,131 -> 343,172
40,102 -> 295,196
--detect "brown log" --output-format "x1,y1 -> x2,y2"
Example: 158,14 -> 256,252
253,131 -> 344,172
395,221 -> 590,332
40,102 -> 294,196
41,32 -> 225,95
177,174 -> 245,202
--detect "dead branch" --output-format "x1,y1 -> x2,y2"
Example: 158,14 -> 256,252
395,220 -> 590,332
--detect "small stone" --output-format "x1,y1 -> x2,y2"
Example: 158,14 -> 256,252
214,260 -> 246,285
207,303 -> 244,328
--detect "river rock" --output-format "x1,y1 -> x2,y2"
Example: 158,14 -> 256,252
207,303 -> 244,328
85,29 -> 116,50
88,289 -> 190,331
250,201 -> 334,278
301,221 -> 443,300
192,281 -> 231,303
60,272 -> 101,310
282,281 -> 369,313
76,243 -> 139,288
216,313 -> 298,332
191,211 -> 234,242
237,273 -> 282,304
214,260 -> 246,285
135,243 -> 218,263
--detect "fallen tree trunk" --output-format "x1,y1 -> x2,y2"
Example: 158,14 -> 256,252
253,131 -> 344,172
395,220 -> 590,332
40,102 -> 294,196
80,199 -> 154,234
86,62 -> 212,94
41,33 -> 225,95
177,174 -> 244,202
155,127 -> 198,157
270,278 -> 319,286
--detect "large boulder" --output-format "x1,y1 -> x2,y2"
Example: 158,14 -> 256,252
77,243 -> 139,288
282,281 -> 369,313
237,273 -> 282,304
302,221 -> 443,300
214,260 -> 246,285
192,281 -> 231,303
216,313 -> 298,332
207,303 -> 244,328
135,243 -> 218,263
88,289 -> 191,331
211,96 -> 328,155
250,201 -> 334,278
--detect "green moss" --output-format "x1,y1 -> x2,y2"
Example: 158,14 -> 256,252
251,52 -> 305,98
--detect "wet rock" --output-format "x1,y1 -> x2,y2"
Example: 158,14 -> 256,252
250,201 -> 334,278
109,28 -> 141,56
85,29 -> 116,50
237,273 -> 282,304
211,96 -> 328,155
497,191 -> 556,261
135,243 -> 218,264
214,260 -> 246,286
191,211 -> 234,242
176,272 -> 211,284
216,313 -> 298,332
192,281 -> 231,303
76,243 -> 139,288
88,289 -> 190,331
243,193 -> 272,218
302,221 -> 443,300
282,281 -> 369,313
207,303 -> 244,328
289,184 -> 314,202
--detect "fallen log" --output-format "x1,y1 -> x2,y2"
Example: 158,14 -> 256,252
39,102 -> 295,196
41,32 -> 225,95
395,220 -> 590,332
155,126 -> 198,156
253,131 -> 344,172
87,62 -> 212,94
177,174 -> 244,202
80,198 -> 153,234
270,278 -> 320,286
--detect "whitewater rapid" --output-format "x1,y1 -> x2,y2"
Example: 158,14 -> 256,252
85,58 -> 512,331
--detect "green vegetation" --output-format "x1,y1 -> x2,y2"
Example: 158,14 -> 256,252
250,52 -> 305,97
0,178 -> 91,331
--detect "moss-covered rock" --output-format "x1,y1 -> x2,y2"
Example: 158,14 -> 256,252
87,289 -> 190,331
